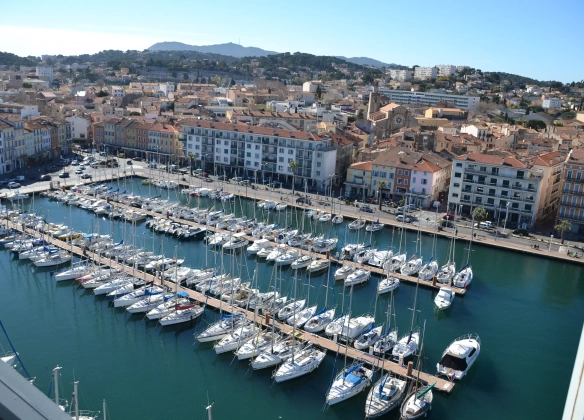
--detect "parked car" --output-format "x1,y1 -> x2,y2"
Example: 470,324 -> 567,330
40,174 -> 51,181
217,175 -> 228,181
127,160 -> 133,165
513,228 -> 530,236
132,157 -> 142,161
239,180 -> 250,185
441,220 -> 456,228
81,173 -> 92,179
147,163 -> 157,168
89,162 -> 99,169
74,169 -> 83,174
71,160 -> 79,166
443,213 -> 456,221
296,197 -> 312,205
231,176 -> 243,183
359,205 -> 374,213
474,221 -> 493,229
58,172 -> 70,178
396,214 -> 413,223
7,182 -> 20,189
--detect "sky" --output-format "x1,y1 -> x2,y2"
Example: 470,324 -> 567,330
0,0 -> 582,83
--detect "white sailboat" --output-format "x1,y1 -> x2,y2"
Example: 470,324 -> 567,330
437,222 -> 457,285
364,373 -> 407,418
272,343 -> 326,383
326,361 -> 373,406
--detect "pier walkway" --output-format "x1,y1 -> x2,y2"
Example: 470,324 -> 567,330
2,218 -> 454,394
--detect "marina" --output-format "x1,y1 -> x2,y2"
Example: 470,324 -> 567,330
0,177 -> 582,419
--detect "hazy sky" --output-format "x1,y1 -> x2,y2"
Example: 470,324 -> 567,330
1,0 -> 581,82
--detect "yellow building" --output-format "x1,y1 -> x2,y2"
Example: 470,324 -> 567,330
424,107 -> 467,120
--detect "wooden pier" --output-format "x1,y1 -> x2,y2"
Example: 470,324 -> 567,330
2,218 -> 455,394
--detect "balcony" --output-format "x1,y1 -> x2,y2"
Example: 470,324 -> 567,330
560,214 -> 584,223
563,190 -> 584,197
566,176 -> 584,183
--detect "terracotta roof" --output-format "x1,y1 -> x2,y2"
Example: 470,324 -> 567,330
349,161 -> 373,171
568,149 -> 584,164
180,119 -> 322,141
530,151 -> 566,167
463,153 -> 526,168
372,147 -> 423,169
380,103 -> 401,112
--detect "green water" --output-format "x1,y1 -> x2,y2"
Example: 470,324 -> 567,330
0,180 -> 582,420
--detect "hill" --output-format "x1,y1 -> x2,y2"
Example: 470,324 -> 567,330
148,42 -> 278,58
0,51 -> 39,67
336,56 -> 398,68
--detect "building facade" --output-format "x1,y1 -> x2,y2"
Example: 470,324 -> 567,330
376,88 -> 480,111
414,67 -> 438,80
559,149 -> 584,233
387,70 -> 412,81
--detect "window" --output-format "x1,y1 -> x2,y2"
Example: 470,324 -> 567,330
454,172 -> 461,178
489,188 -> 496,196
453,183 -> 460,188
421,178 -> 427,185
373,171 -> 379,177
279,157 -> 284,162
389,173 -> 394,179
397,179 -> 402,184
215,147 -> 220,153
487,198 -> 494,205
480,166 -> 486,172
247,144 -> 251,149
246,152 -> 251,157
501,190 -> 508,197
516,170 -> 525,179
255,145 -> 260,150
278,165 -> 284,171
577,172 -> 582,181
524,204 -> 532,212
317,152 -> 322,158
456,162 -> 462,167
452,193 -> 459,198
397,169 -> 403,175
413,177 -> 416,183
288,150 -> 293,155
414,170 -> 417,174
279,148 -> 284,153
422,188 -> 426,194
255,153 -> 260,159
512,202 -> 519,210
316,162 -> 321,167
316,171 -> 320,176
246,160 -> 251,166
195,145 -> 200,150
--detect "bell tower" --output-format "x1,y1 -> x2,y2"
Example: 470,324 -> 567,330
367,82 -> 381,120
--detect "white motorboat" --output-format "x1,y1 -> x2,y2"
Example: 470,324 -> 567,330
256,245 -> 275,259
235,331 -> 280,360
400,255 -> 422,276
436,334 -> 481,380
436,262 -> 456,284
213,323 -> 257,354
400,383 -> 434,420
367,250 -> 393,268
348,218 -> 366,230
304,307 -> 335,333
274,203 -> 288,212
318,212 -> 332,222
354,325 -> 383,350
452,264 -> 473,288
272,344 -> 326,383
418,259 -> 439,281
353,248 -> 376,264
291,254 -> 315,270
277,299 -> 306,320
312,238 -> 338,253
365,220 -> 385,232
340,315 -> 375,342
372,329 -> 398,357
345,269 -> 371,287
247,238 -> 271,254
434,287 -> 455,310
275,249 -> 300,266
385,253 -> 406,272
392,328 -> 420,361
222,234 -> 249,251
159,302 -> 204,326
332,214 -> 344,224
265,245 -> 286,262
377,275 -> 400,294
306,259 -> 330,274
334,264 -> 356,280
326,362 -> 373,406
195,314 -> 246,343
364,374 -> 407,418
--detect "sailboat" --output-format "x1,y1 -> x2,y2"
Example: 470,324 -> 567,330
272,342 -> 326,382
453,217 -> 474,288
373,289 -> 398,357
419,209 -> 440,281
434,288 -> 455,310
392,267 -> 421,361
326,361 -> 373,405
436,222 -> 456,285
400,346 -> 435,419
305,264 -> 336,333
365,371 -> 408,418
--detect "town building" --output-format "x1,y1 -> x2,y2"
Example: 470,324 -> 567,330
435,65 -> 457,76
388,70 -> 412,81
559,148 -> 584,234
376,88 -> 480,111
542,98 -> 563,109
344,161 -> 372,199
35,66 -> 53,84
447,151 -> 565,228
414,66 -> 438,80
226,110 -> 317,132
424,107 -> 467,121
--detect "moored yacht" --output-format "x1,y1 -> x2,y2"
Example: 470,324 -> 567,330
436,334 -> 480,380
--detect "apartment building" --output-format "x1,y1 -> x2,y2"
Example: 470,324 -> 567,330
376,88 -> 480,111
542,98 -> 563,109
344,161 -> 373,199
448,151 -> 565,228
182,120 -> 337,189
35,66 -> 53,84
226,110 -> 317,132
435,65 -> 457,76
387,69 -> 412,81
0,121 -> 12,173
414,67 -> 438,80
559,149 -> 584,233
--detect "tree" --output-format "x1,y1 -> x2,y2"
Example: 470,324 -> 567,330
554,220 -> 572,244
129,112 -> 141,116
377,181 -> 387,211
96,90 -> 109,97
315,85 -> 322,99
472,206 -> 487,224
22,82 -> 32,88
188,152 -> 198,176
526,120 -> 546,130
288,160 -> 299,194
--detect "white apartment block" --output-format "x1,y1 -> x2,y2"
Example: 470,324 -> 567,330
436,65 -> 457,76
414,67 -> 438,80
110,86 -> 125,98
388,69 -> 412,81
448,152 -> 565,227
456,65 -> 469,72
159,82 -> 175,96
377,88 -> 480,111
35,66 -> 53,84
66,115 -> 92,140
182,120 -> 337,188
542,98 -> 563,109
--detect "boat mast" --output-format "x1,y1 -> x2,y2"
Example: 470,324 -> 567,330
52,366 -> 61,406
73,381 -> 79,420
103,400 -> 107,420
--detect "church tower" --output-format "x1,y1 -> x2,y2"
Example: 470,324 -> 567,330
367,81 -> 381,120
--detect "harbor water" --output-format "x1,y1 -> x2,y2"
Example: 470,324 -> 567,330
0,178 -> 582,419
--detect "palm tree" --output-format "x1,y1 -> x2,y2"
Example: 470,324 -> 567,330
288,160 -> 299,194
377,181 -> 387,211
187,152 -> 198,176
472,206 -> 487,224
554,219 -> 572,244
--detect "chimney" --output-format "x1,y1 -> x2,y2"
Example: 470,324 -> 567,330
501,158 -> 504,165
549,159 -> 553,165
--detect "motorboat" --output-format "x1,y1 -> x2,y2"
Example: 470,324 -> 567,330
306,259 -> 330,274
368,250 -> 393,268
400,383 -> 434,419
340,315 -> 375,342
354,325 -> 383,350
348,218 -> 366,230
318,212 -> 332,222
366,220 -> 385,232
392,327 -> 420,361
340,243 -> 365,260
247,238 -> 271,254
436,262 -> 456,284
377,275 -> 400,294
291,254 -> 315,270
274,203 -> 288,212
434,287 -> 455,310
159,303 -> 204,326
364,374 -> 407,418
272,344 -> 326,383
436,334 -> 481,380
222,234 -> 249,251
265,245 -> 286,262
452,264 -> 473,288
418,259 -> 439,281
312,238 -> 338,253
326,362 -> 373,406
353,248 -> 376,264
332,214 -> 343,224
400,255 -> 422,277
334,264 -> 356,280
256,245 -> 275,259
345,269 -> 371,287
304,307 -> 335,333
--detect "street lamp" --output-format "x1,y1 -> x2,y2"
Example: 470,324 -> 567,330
549,234 -> 553,251
503,202 -> 510,234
